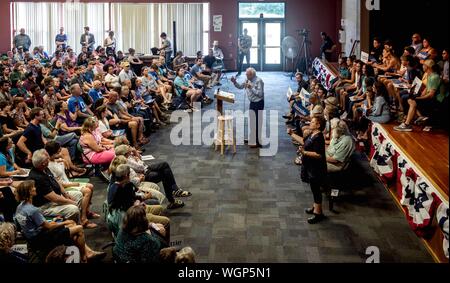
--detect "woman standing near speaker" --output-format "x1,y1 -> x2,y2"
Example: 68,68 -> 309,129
299,117 -> 327,224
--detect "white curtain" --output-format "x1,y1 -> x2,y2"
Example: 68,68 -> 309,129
111,4 -> 152,55
152,3 -> 204,56
12,2 -> 206,56
62,2 -> 109,54
12,2 -> 60,52
111,3 -> 204,55
12,2 -> 109,54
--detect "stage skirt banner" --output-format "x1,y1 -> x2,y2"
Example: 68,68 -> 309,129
398,158 -> 438,237
369,126 -> 397,183
312,58 -> 337,91
370,124 -> 449,256
436,202 -> 449,258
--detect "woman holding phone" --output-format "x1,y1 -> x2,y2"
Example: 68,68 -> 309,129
0,136 -> 28,188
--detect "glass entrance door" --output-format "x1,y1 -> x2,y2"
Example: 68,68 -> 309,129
241,22 -> 260,67
239,20 -> 283,71
263,21 -> 282,71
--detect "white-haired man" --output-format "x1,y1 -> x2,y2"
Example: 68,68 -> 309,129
29,150 -> 82,223
231,68 -> 265,148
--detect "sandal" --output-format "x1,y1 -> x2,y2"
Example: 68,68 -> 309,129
87,251 -> 107,262
87,211 -> 101,219
82,220 -> 98,229
167,199 -> 185,210
69,168 -> 87,178
172,189 -> 192,198
139,137 -> 151,145
74,167 -> 87,174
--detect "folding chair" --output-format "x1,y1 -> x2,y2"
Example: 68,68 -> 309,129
77,142 -> 110,183
325,159 -> 352,214
214,58 -> 228,83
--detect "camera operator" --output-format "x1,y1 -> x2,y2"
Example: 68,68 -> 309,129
320,32 -> 336,62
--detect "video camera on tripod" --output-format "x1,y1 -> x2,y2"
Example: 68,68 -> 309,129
282,28 -> 313,79
295,28 -> 312,76
297,28 -> 310,37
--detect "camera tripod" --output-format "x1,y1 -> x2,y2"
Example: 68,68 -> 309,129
291,32 -> 312,80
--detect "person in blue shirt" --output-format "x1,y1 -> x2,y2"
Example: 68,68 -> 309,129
0,136 -> 28,180
88,81 -> 104,104
55,27 -> 68,51
14,180 -> 106,262
67,84 -> 94,124
174,68 -> 202,112
83,61 -> 95,87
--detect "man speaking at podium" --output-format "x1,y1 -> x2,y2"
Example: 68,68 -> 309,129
231,68 -> 264,148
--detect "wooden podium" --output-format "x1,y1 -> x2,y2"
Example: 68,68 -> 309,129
214,91 -> 236,154
214,90 -> 235,115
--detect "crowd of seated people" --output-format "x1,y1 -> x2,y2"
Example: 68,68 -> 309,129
0,26 -> 213,262
283,33 -> 448,224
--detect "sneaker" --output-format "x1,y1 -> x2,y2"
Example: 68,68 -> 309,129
340,111 -> 348,120
394,123 -> 413,132
307,213 -> 325,224
285,119 -> 294,125
184,109 -> 193,113
423,126 -> 432,132
167,199 -> 185,210
414,116 -> 429,125
100,170 -> 111,182
192,107 -> 200,112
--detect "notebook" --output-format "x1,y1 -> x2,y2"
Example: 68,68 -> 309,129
361,51 -> 369,64
393,80 -> 410,89
141,155 -> 155,161
112,129 -> 126,137
286,87 -> 293,100
411,77 -> 423,95
143,96 -> 155,104
11,168 -> 30,178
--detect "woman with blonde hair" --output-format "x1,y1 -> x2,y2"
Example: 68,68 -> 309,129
79,117 -> 115,165
113,146 -> 165,204
109,154 -> 165,205
175,247 -> 196,263
0,222 -> 28,263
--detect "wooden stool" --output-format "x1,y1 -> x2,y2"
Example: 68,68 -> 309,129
215,115 -> 236,155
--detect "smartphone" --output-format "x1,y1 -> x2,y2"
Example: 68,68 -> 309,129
150,223 -> 160,231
